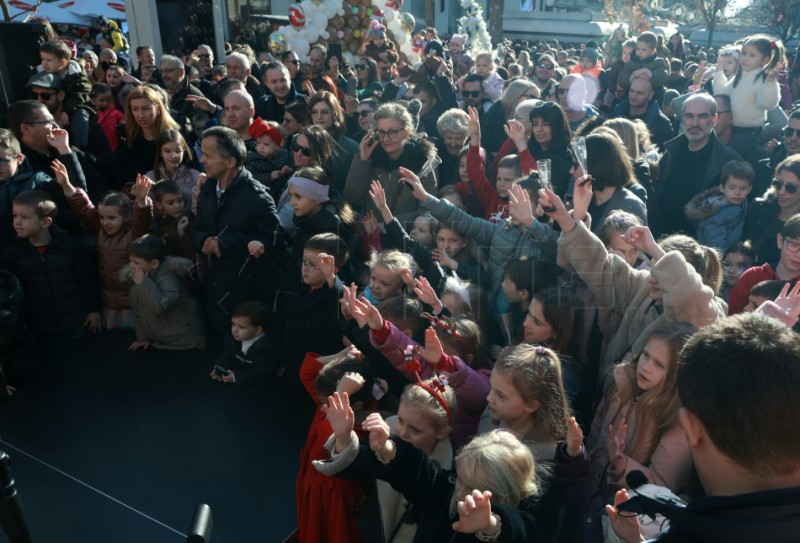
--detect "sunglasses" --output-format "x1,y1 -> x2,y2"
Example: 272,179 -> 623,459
285,59 -> 300,64
462,90 -> 481,98
537,62 -> 555,70
30,91 -> 57,100
355,64 -> 368,70
198,54 -> 211,58
293,144 -> 312,157
773,178 -> 799,194
785,127 -> 799,138
357,110 -> 374,117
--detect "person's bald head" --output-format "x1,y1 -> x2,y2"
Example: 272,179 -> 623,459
223,89 -> 254,134
99,48 -> 116,64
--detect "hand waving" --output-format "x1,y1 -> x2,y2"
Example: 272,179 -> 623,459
452,490 -> 496,535
398,167 -> 429,202
508,184 -> 534,228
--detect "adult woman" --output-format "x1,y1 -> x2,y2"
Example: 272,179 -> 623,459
115,85 -> 181,186
481,79 -> 539,154
344,98 -> 377,142
668,33 -> 686,62
435,108 -> 470,186
527,102 -> 573,197
344,102 -> 438,217
307,91 -> 359,191
282,101 -> 308,151
353,56 -> 383,99
570,132 -> 647,233
599,119 -> 655,204
745,156 -> 800,264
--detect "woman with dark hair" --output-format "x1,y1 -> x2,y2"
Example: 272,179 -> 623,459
745,156 -> 800,264
282,101 -> 308,148
344,98 -> 377,142
527,102 -> 573,197
667,33 -> 686,62
353,56 -> 383,99
481,79 -> 540,154
570,132 -> 647,233
307,91 -> 359,191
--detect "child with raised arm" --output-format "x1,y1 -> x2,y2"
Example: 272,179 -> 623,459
209,301 -> 275,385
128,234 -> 206,351
316,391 -> 561,542
56,166 -> 152,330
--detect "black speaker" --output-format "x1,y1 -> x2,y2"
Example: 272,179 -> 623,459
0,22 -> 48,127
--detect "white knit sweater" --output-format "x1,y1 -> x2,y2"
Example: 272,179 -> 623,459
712,69 -> 779,128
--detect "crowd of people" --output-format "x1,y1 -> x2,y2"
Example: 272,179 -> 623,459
1,14 -> 800,543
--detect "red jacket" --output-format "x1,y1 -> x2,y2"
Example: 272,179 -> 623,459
97,105 -> 124,151
728,262 -> 800,314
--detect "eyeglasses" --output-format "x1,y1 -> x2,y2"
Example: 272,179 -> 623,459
24,118 -> 56,127
376,129 -> 402,140
285,59 -> 300,65
293,144 -> 312,157
537,62 -> 555,70
301,258 -> 320,271
161,66 -> 180,73
785,127 -> 799,138
772,178 -> 799,194
357,110 -> 374,117
30,91 -> 57,100
462,90 -> 481,98
783,237 -> 800,254
355,64 -> 368,70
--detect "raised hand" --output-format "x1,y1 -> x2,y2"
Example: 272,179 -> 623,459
504,119 -> 526,148
337,371 -> 366,396
571,175 -> 593,222
131,174 -> 154,204
756,281 -> 800,328
352,295 -> 384,331
508,184 -> 534,228
420,327 -> 444,364
536,187 -> 572,231
398,166 -> 430,202
607,418 -> 628,471
368,179 -> 390,214
413,276 -> 442,309
399,267 -> 416,289
322,391 -> 355,441
339,283 -> 358,320
623,226 -> 659,258
316,252 -> 336,280
467,106 -> 481,142
452,490 -> 497,535
566,416 -> 584,459
359,129 -> 379,161
605,489 -> 644,543
362,412 -> 392,455
50,158 -> 75,193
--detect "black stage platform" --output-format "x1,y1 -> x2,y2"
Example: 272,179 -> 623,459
0,330 -> 312,542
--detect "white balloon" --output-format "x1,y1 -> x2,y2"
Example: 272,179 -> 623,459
337,8 -> 344,16
295,40 -> 310,57
321,30 -> 330,40
394,32 -> 406,45
373,0 -> 387,8
384,8 -> 395,22
306,27 -> 319,43
311,13 -> 327,30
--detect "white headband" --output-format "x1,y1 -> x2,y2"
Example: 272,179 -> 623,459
288,176 -> 330,203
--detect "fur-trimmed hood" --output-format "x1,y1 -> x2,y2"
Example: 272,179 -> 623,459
369,137 -> 439,177
685,188 -> 726,222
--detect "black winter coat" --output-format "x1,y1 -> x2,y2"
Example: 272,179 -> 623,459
0,270 -> 38,379
1,229 -> 101,335
193,167 -> 284,329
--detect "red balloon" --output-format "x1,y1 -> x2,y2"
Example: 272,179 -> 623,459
288,3 -> 306,28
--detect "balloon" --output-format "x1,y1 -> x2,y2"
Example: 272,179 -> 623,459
399,12 -> 415,34
353,29 -> 361,38
394,32 -> 406,45
289,4 -> 306,27
351,6 -> 358,15
348,15 -> 360,29
311,13 -> 327,30
337,30 -> 344,39
268,31 -> 288,55
331,16 -> 344,30
294,39 -> 310,57
386,0 -> 403,9
384,8 -> 394,22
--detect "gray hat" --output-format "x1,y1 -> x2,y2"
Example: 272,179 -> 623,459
26,72 -> 63,90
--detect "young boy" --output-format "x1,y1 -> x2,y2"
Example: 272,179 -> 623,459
743,279 -> 785,313
616,32 -> 669,99
128,234 -> 206,351
1,190 -> 101,340
210,301 -> 275,385
499,257 -> 554,345
685,160 -> 753,252
38,40 -> 96,148
0,129 -> 54,251
264,233 -> 348,382
148,180 -> 195,260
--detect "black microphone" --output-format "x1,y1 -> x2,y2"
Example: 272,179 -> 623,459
626,469 -> 648,490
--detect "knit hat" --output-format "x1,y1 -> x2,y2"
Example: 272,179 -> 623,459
537,53 -> 556,66
580,48 -> 599,65
449,34 -> 467,47
424,39 -> 444,57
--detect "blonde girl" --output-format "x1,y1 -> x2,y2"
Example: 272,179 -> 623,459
363,249 -> 417,304
587,322 -> 697,496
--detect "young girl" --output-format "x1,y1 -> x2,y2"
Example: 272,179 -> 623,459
587,322 -> 697,497
297,346 -> 376,543
91,82 -> 124,151
246,116 -> 290,189
720,240 -> 756,300
316,375 -> 457,542
318,392 -> 562,542
145,129 -> 200,207
712,34 -> 785,151
55,166 -> 152,330
474,52 -> 504,102
348,289 -> 490,449
363,249 -> 418,305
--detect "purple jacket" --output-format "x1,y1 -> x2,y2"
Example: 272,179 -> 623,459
370,322 -> 491,450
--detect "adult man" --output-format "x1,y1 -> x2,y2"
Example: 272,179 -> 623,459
224,89 -> 273,182
6,100 -> 92,233
531,54 -> 558,100
25,72 -> 114,179
558,74 -> 601,132
303,45 -> 337,96
376,50 -> 399,86
193,126 -> 283,337
411,82 -> 445,138
614,77 -> 673,150
132,45 -> 161,83
98,48 -> 129,72
281,50 -> 304,91
610,311 -> 800,541
225,52 -> 264,102
160,55 -> 205,136
656,93 -> 740,236
254,62 -> 304,123
459,73 -> 492,114
195,44 -> 214,78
